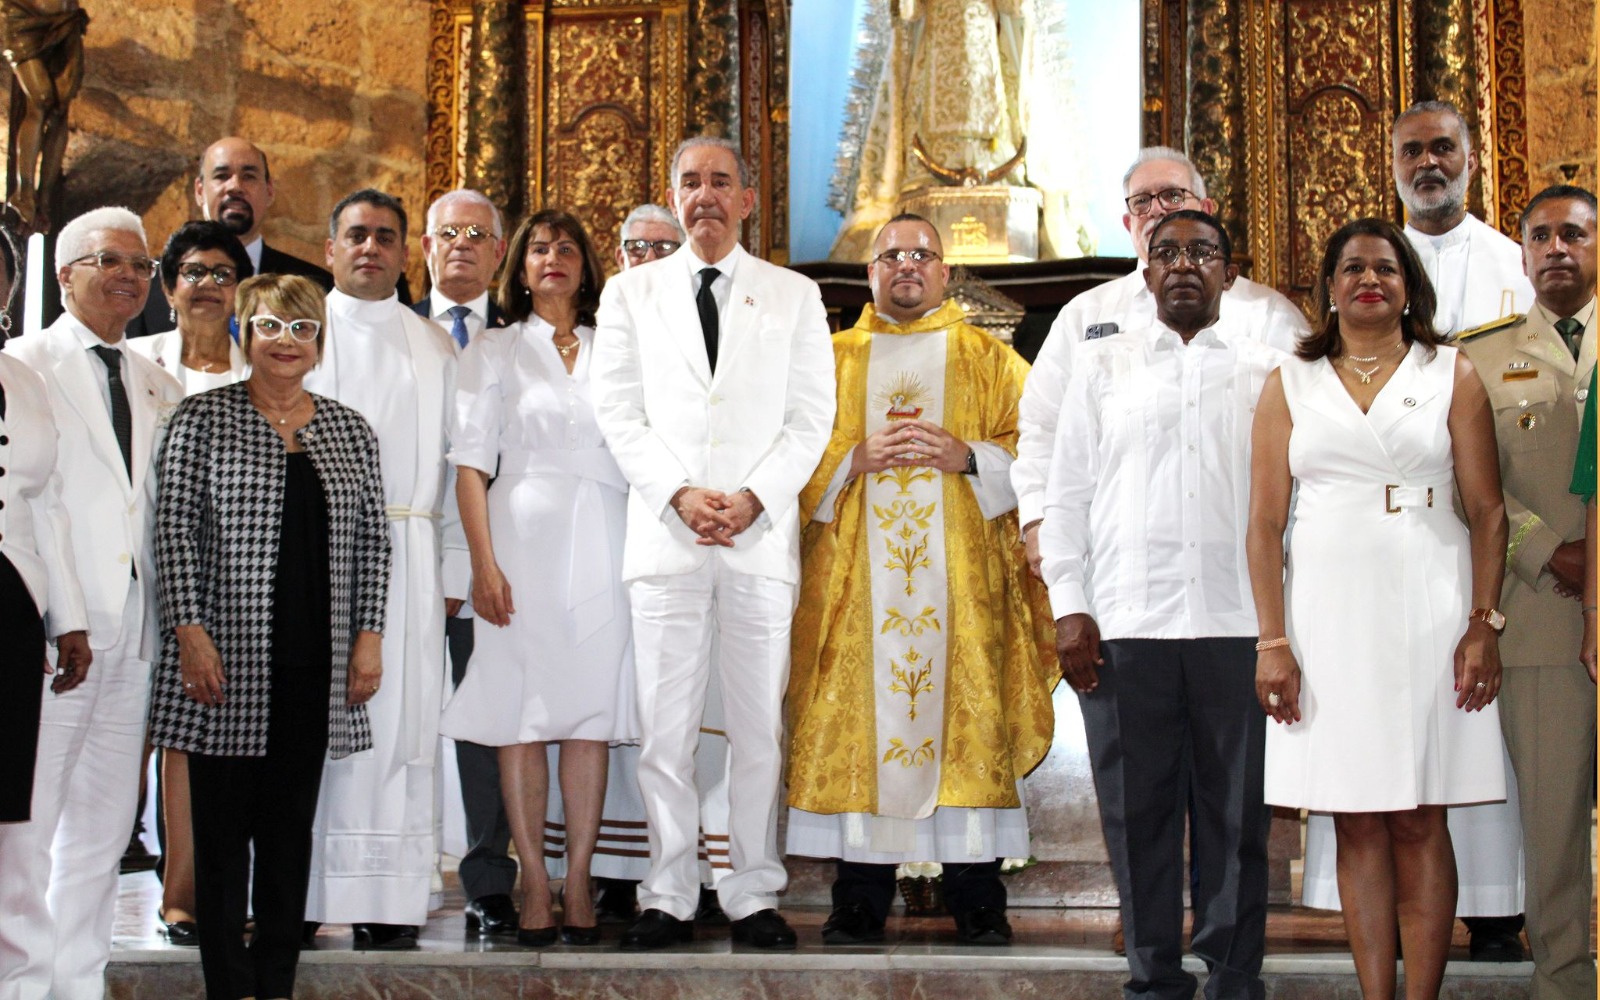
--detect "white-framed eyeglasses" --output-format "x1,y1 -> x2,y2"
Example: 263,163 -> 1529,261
248,314 -> 322,343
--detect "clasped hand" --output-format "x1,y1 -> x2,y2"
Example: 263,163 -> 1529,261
673,486 -> 763,547
850,419 -> 969,477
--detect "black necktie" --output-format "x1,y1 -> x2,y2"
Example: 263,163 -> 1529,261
91,345 -> 133,477
697,267 -> 720,371
1555,316 -> 1584,360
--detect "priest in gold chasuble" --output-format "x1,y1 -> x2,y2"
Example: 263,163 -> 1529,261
785,215 -> 1055,944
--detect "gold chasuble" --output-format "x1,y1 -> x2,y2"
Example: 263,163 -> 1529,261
786,301 -> 1056,821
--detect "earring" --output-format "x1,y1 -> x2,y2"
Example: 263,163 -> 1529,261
169,306 -> 176,323
1403,304 -> 1411,316
0,309 -> 11,334
1328,301 -> 1337,313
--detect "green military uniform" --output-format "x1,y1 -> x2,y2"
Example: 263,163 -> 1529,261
1459,299 -> 1596,1000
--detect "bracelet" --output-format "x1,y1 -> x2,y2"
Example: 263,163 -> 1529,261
1255,637 -> 1290,651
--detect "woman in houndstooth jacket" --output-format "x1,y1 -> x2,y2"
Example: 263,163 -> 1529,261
147,274 -> 391,1000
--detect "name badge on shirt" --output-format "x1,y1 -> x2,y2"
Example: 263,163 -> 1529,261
1085,322 -> 1120,341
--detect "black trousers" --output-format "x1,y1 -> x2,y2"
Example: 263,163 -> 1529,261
1082,638 -> 1270,1000
833,859 -> 1005,924
0,553 -> 45,822
448,615 -> 517,900
189,740 -> 325,999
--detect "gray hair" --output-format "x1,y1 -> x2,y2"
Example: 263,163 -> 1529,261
1122,146 -> 1208,200
55,206 -> 147,273
426,188 -> 504,239
671,136 -> 752,188
1394,100 -> 1472,154
620,203 -> 684,240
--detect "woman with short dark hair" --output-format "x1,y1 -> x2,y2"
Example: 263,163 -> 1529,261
129,221 -> 253,393
441,209 -> 637,946
149,273 -> 391,999
1247,218 -> 1507,1000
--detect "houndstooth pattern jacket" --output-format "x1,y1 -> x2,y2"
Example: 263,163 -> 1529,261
147,382 -> 391,758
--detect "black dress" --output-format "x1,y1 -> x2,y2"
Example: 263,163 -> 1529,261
190,451 -> 333,1000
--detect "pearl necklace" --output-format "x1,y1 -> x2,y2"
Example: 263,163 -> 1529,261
1342,342 -> 1404,385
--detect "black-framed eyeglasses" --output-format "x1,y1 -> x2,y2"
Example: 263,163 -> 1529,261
177,263 -> 240,287
1148,242 -> 1224,268
432,224 -> 492,244
873,248 -> 942,266
248,314 -> 322,343
69,251 -> 159,281
621,238 -> 682,259
1124,187 -> 1196,216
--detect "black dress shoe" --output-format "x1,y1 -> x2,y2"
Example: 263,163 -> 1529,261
561,924 -> 601,946
1467,927 -> 1526,962
695,886 -> 729,925
953,907 -> 1013,946
300,921 -> 321,949
595,879 -> 639,924
821,901 -> 885,945
729,908 -> 797,950
619,909 -> 694,951
159,917 -> 199,947
516,925 -> 558,947
464,893 -> 519,936
352,923 -> 419,950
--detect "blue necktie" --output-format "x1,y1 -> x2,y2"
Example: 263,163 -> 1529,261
447,304 -> 471,349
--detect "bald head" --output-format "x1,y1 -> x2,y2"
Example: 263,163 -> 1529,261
195,137 -> 276,245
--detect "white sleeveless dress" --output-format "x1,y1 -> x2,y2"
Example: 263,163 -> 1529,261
1263,344 -> 1506,811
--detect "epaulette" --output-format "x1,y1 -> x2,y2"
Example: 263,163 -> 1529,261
1455,314 -> 1523,342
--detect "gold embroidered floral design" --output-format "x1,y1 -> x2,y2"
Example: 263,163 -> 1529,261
873,499 -> 935,532
881,606 -> 941,636
888,648 -> 935,720
883,737 -> 936,767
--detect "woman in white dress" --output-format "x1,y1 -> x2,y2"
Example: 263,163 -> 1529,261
126,220 -> 252,948
439,210 -> 636,946
1247,218 -> 1507,1000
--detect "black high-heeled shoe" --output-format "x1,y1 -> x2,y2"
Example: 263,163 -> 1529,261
158,914 -> 198,947
516,925 -> 558,947
561,924 -> 601,946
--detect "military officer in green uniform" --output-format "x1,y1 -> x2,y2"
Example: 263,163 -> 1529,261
1457,183 -> 1596,1000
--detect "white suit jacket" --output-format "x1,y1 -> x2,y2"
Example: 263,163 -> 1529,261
591,246 -> 836,584
0,351 -> 87,637
4,317 -> 182,652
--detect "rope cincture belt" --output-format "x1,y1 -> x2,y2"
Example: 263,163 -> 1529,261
385,505 -> 441,521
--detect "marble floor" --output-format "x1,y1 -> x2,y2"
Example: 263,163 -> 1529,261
105,869 -> 1563,1000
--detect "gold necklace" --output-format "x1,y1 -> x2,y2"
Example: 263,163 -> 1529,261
251,389 -> 308,426
554,337 -> 579,358
1342,342 -> 1404,385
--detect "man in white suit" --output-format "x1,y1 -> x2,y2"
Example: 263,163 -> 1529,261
592,137 -> 835,950
0,207 -> 183,1000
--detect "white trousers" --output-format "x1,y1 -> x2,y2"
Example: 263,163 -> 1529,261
628,561 -> 793,921
0,591 -> 150,1000
1302,738 -> 1525,915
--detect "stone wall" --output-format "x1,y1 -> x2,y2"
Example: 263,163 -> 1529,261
1524,0 -> 1598,192
9,0 -> 432,289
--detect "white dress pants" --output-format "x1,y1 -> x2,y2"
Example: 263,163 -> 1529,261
0,588 -> 150,1000
627,560 -> 793,922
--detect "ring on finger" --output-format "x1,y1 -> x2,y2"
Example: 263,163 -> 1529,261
1267,692 -> 1281,707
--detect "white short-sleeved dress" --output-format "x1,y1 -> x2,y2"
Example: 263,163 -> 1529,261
439,319 -> 638,746
1263,344 -> 1506,812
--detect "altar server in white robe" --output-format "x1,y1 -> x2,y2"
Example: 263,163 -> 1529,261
1302,102 -> 1531,960
302,189 -> 468,950
1013,146 -> 1306,576
592,137 -> 835,951
0,208 -> 181,999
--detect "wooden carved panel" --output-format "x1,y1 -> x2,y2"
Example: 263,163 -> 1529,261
536,3 -> 687,269
1485,0 -> 1530,235
425,0 -> 473,212
1142,0 -> 1188,150
1281,0 -> 1401,296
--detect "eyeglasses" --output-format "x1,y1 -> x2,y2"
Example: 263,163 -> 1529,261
1148,242 -> 1225,268
873,248 -> 942,266
177,263 -> 240,287
248,314 -> 322,343
621,238 -> 682,260
69,251 -> 159,281
432,224 -> 493,244
1124,187 -> 1196,216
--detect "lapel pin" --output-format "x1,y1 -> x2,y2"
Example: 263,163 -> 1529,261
744,296 -> 755,307
1403,397 -> 1416,407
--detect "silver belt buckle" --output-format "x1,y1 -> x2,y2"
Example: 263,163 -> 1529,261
1385,484 -> 1434,513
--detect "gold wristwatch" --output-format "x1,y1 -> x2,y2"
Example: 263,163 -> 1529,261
1468,607 -> 1506,631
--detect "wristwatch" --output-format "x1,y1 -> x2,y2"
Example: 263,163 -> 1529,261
963,447 -> 978,476
1468,607 -> 1506,631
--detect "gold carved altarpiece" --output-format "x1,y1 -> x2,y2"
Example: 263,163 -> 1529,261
427,0 -> 789,270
